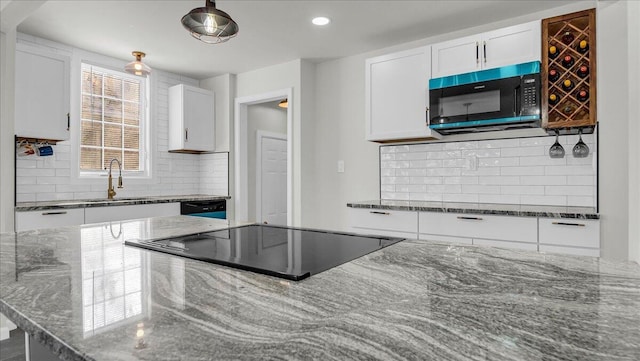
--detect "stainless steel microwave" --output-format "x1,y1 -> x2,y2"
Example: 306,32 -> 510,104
428,61 -> 541,134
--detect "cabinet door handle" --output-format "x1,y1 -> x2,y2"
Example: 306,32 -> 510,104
552,222 -> 585,227
476,42 -> 479,64
42,211 -> 67,216
483,41 -> 487,63
370,211 -> 390,215
457,216 -> 483,221
67,113 -> 70,131
185,128 -> 189,141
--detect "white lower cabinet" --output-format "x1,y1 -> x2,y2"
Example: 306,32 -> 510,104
15,208 -> 85,232
538,218 -> 600,257
347,207 -> 418,239
84,203 -> 180,224
350,208 -> 601,257
418,212 -> 538,244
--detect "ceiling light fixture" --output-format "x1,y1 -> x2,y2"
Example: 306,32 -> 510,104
181,0 -> 239,44
312,16 -> 331,26
124,51 -> 151,77
278,99 -> 288,108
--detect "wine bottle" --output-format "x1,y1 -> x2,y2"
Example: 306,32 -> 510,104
561,31 -> 575,45
562,55 -> 575,68
549,45 -> 559,59
576,89 -> 589,102
562,79 -> 574,91
576,65 -> 589,78
549,93 -> 559,105
548,68 -> 560,82
577,40 -> 589,54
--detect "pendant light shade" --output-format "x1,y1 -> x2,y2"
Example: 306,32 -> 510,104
278,99 -> 288,108
181,0 -> 239,44
124,51 -> 151,77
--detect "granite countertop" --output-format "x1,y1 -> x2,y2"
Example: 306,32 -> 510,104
15,194 -> 230,212
2,216 -> 639,361
348,200 -> 599,219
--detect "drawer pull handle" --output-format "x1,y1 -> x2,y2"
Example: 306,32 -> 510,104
370,211 -> 390,215
42,211 -> 67,216
552,222 -> 585,227
457,216 -> 483,221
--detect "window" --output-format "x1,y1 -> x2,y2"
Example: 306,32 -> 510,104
80,64 -> 147,174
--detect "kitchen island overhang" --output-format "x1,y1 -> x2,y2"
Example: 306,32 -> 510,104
1,215 -> 639,361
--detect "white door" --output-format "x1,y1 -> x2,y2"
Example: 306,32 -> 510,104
431,34 -> 481,78
482,20 -> 541,71
256,132 -> 287,225
183,86 -> 215,151
366,46 -> 440,141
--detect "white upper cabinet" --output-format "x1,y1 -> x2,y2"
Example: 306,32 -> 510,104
432,21 -> 541,78
15,44 -> 70,141
169,84 -> 215,153
365,46 -> 441,142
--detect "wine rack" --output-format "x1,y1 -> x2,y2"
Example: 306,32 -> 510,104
542,9 -> 596,133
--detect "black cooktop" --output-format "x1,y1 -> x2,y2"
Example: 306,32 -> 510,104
124,224 -> 403,281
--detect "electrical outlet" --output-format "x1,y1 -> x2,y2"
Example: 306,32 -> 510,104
337,160 -> 345,173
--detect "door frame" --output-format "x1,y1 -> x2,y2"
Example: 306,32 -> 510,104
255,130 -> 287,224
234,88 -> 293,226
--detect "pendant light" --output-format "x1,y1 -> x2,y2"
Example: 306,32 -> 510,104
278,99 -> 288,108
124,51 -> 151,77
181,0 -> 239,44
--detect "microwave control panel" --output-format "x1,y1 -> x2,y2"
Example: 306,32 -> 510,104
521,73 -> 541,116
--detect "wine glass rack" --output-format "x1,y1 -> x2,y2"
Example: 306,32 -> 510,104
542,9 -> 596,134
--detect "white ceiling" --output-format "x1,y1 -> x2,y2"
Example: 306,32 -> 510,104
16,0 -> 573,80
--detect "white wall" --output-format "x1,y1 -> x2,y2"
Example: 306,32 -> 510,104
0,29 -> 15,232
235,59 -> 303,225
246,102 -> 287,221
12,34 -> 229,203
626,0 -> 640,264
597,0 -> 634,261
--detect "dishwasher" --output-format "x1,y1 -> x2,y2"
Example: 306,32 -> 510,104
180,199 -> 227,219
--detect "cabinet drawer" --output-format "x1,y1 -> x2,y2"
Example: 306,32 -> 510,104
473,238 -> 538,251
419,212 -> 537,243
348,207 -> 418,233
539,245 -> 600,258
85,203 -> 180,224
16,208 -> 84,232
538,218 -> 600,248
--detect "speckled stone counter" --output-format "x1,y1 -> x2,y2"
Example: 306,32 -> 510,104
2,216 -> 638,361
15,194 -> 230,212
348,199 -> 599,219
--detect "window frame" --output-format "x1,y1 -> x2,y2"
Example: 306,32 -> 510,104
78,62 -> 150,178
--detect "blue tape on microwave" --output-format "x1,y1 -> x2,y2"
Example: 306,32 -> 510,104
428,115 -> 540,130
429,61 -> 541,90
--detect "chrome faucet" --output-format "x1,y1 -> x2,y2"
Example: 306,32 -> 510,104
107,158 -> 123,200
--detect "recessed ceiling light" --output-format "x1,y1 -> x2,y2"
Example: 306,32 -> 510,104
312,17 -> 330,26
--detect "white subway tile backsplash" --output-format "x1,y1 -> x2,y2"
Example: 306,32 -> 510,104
380,135 -> 596,207
478,157 -> 519,167
478,176 -> 520,185
567,175 -> 595,186
443,193 -> 479,203
500,185 -> 544,195
500,166 -> 545,176
544,165 -> 594,176
545,185 -> 594,196
520,176 -> 567,186
520,195 -> 567,206
568,196 -> 595,207
444,177 -> 479,185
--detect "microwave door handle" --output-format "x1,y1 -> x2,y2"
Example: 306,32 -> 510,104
514,85 -> 521,116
